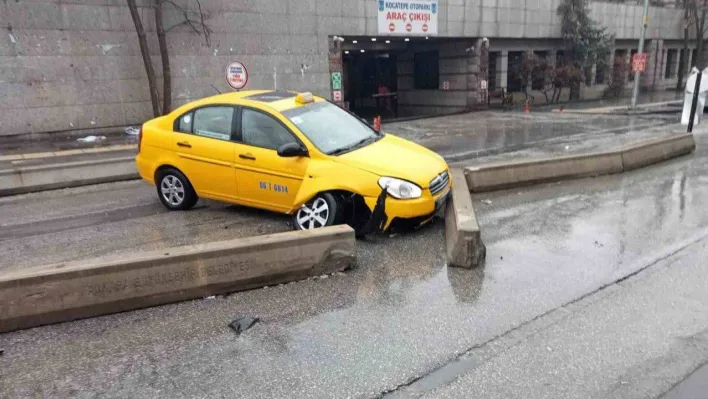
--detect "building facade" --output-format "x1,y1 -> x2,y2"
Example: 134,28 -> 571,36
0,0 -> 696,137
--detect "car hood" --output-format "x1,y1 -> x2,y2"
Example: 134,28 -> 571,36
332,134 -> 447,188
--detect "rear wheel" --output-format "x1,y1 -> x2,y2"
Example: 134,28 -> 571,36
293,193 -> 338,230
156,168 -> 198,211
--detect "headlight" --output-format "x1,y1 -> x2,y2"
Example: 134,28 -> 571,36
378,177 -> 422,199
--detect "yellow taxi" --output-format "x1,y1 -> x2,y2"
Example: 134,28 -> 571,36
135,90 -> 450,234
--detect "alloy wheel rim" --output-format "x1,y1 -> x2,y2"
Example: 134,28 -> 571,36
160,175 -> 185,206
296,197 -> 329,230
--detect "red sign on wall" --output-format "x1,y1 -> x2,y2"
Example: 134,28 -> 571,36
632,53 -> 647,73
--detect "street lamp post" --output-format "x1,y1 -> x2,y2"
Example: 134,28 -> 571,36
631,0 -> 651,110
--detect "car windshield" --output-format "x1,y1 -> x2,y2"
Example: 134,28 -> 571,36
282,101 -> 380,155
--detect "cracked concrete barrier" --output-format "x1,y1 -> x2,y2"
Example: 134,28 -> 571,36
0,225 -> 356,333
445,170 -> 486,269
621,133 -> 696,171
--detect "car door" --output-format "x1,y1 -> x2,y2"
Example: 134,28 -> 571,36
171,105 -> 239,201
232,107 -> 308,213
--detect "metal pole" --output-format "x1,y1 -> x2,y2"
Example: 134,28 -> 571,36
688,72 -> 702,133
631,0 -> 651,110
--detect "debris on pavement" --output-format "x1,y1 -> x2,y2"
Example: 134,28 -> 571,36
481,199 -> 493,205
124,126 -> 140,136
205,295 -> 216,300
228,316 -> 259,335
76,135 -> 106,143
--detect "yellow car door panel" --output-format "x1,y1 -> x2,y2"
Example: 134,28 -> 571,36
233,107 -> 308,212
171,106 -> 239,201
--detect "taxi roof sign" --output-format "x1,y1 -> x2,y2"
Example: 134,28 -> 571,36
295,92 -> 314,104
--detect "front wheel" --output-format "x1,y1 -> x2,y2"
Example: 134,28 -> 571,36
293,193 -> 338,230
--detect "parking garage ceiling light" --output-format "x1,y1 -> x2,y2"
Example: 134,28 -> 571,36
345,50 -> 349,54
353,40 -> 358,43
371,38 -> 376,41
404,38 -> 410,41
385,40 -> 390,43
360,49 -> 365,53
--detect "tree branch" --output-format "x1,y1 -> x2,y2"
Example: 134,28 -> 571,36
161,0 -> 211,46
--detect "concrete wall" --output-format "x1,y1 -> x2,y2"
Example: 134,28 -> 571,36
0,0 -> 690,137
0,0 -> 160,137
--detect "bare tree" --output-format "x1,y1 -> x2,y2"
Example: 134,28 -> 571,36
127,0 -> 160,117
687,0 -> 708,69
127,0 -> 211,117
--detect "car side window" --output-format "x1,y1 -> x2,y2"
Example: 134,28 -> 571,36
192,107 -> 234,141
241,108 -> 297,150
177,112 -> 193,133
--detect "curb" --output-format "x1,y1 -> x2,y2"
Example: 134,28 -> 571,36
0,225 -> 356,333
0,144 -> 137,162
444,169 -> 486,269
464,133 -> 695,193
0,156 -> 139,197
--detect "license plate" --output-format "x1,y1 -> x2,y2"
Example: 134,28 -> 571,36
435,188 -> 450,211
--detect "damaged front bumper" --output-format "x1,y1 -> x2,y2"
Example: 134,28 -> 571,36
360,186 -> 451,235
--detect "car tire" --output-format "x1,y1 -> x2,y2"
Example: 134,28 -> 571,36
293,192 -> 339,230
156,168 -> 198,211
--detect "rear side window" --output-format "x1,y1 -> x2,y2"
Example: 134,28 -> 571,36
177,112 -> 193,133
193,107 -> 234,141
241,109 -> 297,150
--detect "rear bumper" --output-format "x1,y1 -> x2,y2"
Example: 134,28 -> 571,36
135,154 -> 155,184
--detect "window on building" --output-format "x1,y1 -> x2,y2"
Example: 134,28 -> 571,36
629,49 -> 638,81
488,52 -> 499,90
241,108 -> 297,151
532,51 -> 548,90
556,50 -> 565,66
507,51 -> 524,92
595,63 -> 606,85
414,51 -> 439,90
679,49 -> 687,78
692,49 -> 698,68
666,49 -> 678,78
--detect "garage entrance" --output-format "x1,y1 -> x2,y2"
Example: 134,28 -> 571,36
335,36 -> 486,121
343,50 -> 398,120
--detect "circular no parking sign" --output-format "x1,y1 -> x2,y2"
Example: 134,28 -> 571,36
226,61 -> 248,90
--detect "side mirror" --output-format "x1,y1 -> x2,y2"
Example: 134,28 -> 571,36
277,142 -> 307,157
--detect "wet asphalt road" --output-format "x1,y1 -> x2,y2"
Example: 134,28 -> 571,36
1,116 -> 707,397
386,110 -> 677,161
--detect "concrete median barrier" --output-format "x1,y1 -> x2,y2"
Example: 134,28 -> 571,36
0,156 -> 138,197
0,225 -> 356,333
621,133 -> 696,171
463,134 -> 696,193
445,170 -> 486,268
464,151 -> 624,192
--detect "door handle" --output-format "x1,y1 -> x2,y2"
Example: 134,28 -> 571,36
177,141 -> 191,148
239,153 -> 256,160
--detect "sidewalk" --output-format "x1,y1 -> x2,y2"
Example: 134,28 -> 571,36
453,120 -> 698,169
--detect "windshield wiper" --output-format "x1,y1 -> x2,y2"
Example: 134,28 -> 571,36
328,135 -> 379,155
